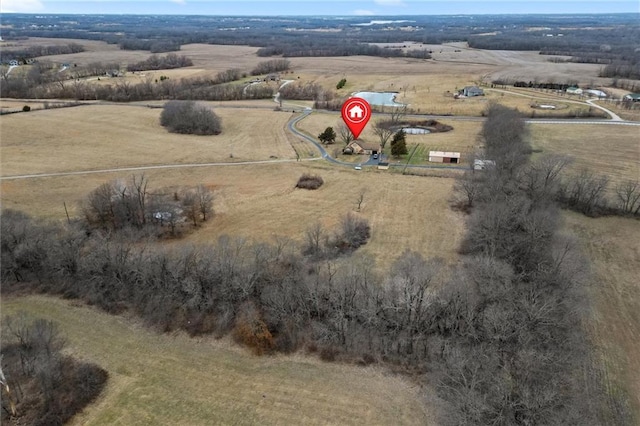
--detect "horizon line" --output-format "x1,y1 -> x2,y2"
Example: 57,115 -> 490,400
2,11 -> 639,16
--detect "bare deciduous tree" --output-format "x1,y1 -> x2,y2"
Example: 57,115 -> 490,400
519,154 -> 572,203
373,120 -> 394,149
453,171 -> 483,209
389,105 -> 408,125
355,187 -> 367,212
615,179 -> 640,214
337,122 -> 354,145
196,185 -> 214,221
560,168 -> 609,215
303,222 -> 326,257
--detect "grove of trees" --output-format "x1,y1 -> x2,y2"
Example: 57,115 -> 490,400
160,100 -> 222,135
83,175 -> 215,235
1,314 -> 108,424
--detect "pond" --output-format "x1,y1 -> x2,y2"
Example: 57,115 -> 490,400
353,91 -> 405,107
402,127 -> 430,134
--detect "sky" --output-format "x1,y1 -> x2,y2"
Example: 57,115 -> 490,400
1,0 -> 638,15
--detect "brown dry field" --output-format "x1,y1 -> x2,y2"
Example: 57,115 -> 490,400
1,295 -> 433,425
0,162 -> 465,272
529,124 -> 640,187
7,37 -> 605,86
0,104 -> 299,177
564,213 -> 640,421
296,71 -> 597,117
593,99 -> 640,122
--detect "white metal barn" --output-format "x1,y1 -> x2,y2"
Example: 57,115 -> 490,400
429,151 -> 461,164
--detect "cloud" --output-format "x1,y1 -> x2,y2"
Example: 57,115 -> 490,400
1,0 -> 44,13
170,0 -> 187,5
353,9 -> 375,15
373,0 -> 406,6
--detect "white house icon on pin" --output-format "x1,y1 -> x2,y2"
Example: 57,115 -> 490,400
348,105 -> 364,119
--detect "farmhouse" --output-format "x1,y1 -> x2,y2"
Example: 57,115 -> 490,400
462,86 -> 484,97
429,151 -> 461,164
344,140 -> 381,155
623,93 -> 640,102
264,73 -> 280,82
566,86 -> 583,95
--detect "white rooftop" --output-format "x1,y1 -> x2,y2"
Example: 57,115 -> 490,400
429,151 -> 461,158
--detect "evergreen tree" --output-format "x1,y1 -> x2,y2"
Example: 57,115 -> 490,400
390,130 -> 408,157
318,126 -> 337,144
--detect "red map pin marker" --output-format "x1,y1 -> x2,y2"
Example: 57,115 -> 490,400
341,97 -> 372,139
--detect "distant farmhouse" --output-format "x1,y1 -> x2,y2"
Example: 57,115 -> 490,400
623,93 -> 640,102
9,59 -> 19,66
461,86 -> 484,97
566,86 -> 583,95
429,151 -> 461,164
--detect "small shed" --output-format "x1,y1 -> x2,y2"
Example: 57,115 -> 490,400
474,159 -> 496,170
429,151 -> 461,164
623,93 -> 640,102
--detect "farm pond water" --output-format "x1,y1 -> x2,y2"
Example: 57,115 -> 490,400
401,127 -> 430,134
353,91 -> 405,107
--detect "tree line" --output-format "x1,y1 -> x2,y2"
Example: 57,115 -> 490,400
0,43 -> 84,63
441,103 -> 630,424
126,53 -> 193,72
1,64 -> 274,102
257,41 -> 431,59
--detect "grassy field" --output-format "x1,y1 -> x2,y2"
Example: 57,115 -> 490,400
0,161 -> 465,272
1,296 -> 433,425
529,123 -> 640,186
0,104 -> 299,177
564,213 -> 640,422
